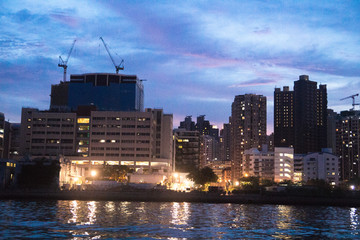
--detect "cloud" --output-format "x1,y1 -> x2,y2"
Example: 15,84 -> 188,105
229,78 -> 277,88
0,0 -> 359,133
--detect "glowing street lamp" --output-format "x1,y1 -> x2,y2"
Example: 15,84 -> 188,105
91,170 -> 97,177
350,185 -> 355,190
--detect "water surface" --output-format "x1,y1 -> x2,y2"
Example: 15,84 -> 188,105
0,200 -> 359,239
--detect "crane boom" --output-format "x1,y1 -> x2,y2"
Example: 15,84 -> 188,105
58,39 -> 76,82
340,93 -> 359,111
99,37 -> 124,73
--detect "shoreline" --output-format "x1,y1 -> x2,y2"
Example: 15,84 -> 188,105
1,190 -> 360,207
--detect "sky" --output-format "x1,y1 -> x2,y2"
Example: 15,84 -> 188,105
1,0 -> 360,134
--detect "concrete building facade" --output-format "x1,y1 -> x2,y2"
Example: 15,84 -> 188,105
302,149 -> 340,185
274,147 -> 294,182
230,94 -> 267,181
242,148 -> 274,180
20,108 -> 173,178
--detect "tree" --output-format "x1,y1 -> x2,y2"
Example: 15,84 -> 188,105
187,167 -> 218,186
102,164 -> 131,182
305,179 -> 331,189
239,176 -> 260,191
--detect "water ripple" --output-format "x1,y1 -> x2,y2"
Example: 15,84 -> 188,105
0,200 -> 359,239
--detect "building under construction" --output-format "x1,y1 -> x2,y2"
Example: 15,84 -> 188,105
50,73 -> 144,112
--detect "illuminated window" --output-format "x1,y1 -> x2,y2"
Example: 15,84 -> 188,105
136,161 -> 149,166
77,118 -> 90,124
77,147 -> 88,153
78,140 -> 89,146
91,161 -> 104,165
71,160 -> 89,164
78,125 -> 90,131
105,161 -> 120,165
151,162 -> 168,167
121,161 -> 134,165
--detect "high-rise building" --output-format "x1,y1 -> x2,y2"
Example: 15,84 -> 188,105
220,123 -> 231,162
50,73 -> 144,112
274,75 -> 327,154
274,86 -> 294,148
200,135 -> 216,167
173,129 -> 200,172
0,113 -> 5,158
327,109 -> 337,154
230,94 -> 267,180
336,110 -> 360,180
0,113 -> 10,159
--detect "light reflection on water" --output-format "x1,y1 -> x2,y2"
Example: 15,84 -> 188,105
0,200 -> 359,239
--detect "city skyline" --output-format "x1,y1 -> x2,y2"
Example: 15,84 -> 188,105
1,1 -> 360,133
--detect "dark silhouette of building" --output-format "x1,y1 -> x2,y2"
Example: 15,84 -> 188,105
274,86 -> 294,148
220,123 -> 231,162
0,113 -> 10,159
179,116 -> 195,131
336,110 -> 360,180
195,115 -> 219,140
173,129 -> 200,172
50,73 -> 144,112
274,75 -> 327,154
327,109 -> 337,154
231,94 -> 267,180
9,123 -> 21,159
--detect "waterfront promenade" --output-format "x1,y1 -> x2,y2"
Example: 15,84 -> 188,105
1,190 -> 360,207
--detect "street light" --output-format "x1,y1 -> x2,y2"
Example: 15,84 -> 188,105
91,170 -> 97,177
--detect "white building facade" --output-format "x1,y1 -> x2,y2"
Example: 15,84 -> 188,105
302,149 -> 340,185
274,147 -> 294,182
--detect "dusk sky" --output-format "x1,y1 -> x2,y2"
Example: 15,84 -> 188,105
1,1 -> 359,133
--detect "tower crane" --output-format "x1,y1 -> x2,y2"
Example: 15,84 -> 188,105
340,93 -> 359,111
58,39 -> 76,82
99,37 -> 124,74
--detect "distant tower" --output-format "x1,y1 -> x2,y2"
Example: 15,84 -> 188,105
336,110 -> 360,180
230,94 -> 267,180
220,123 -> 231,162
274,75 -> 327,154
274,86 -> 294,148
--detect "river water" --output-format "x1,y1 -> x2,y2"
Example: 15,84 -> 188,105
0,200 -> 359,239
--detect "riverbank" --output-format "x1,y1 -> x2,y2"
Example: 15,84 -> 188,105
1,190 -> 360,207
